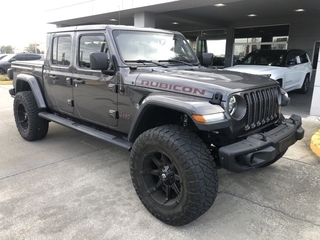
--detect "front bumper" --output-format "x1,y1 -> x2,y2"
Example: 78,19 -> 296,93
219,114 -> 304,173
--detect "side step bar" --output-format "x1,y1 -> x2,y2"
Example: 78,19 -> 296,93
39,112 -> 132,150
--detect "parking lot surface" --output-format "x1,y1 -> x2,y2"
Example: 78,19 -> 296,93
0,84 -> 319,240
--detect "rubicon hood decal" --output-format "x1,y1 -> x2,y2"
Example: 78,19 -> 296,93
133,68 -> 276,99
140,79 -> 206,96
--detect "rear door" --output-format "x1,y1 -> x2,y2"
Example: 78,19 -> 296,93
44,33 -> 74,113
72,32 -> 118,127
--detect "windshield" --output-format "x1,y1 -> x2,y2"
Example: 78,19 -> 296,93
113,30 -> 198,65
0,54 -> 14,62
240,50 -> 286,66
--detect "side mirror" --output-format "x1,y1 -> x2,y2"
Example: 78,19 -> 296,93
202,53 -> 213,67
90,52 -> 109,70
9,58 -> 16,63
90,52 -> 115,75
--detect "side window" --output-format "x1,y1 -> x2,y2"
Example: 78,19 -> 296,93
286,52 -> 297,66
300,53 -> 308,63
27,54 -> 42,60
15,54 -> 26,61
78,34 -> 106,68
51,36 -> 72,66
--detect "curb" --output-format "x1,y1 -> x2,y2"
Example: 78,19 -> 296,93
310,130 -> 320,157
0,81 -> 13,85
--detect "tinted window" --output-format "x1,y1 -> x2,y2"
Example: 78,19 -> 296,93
286,51 -> 308,65
26,54 -> 42,60
78,34 -> 106,68
51,36 -> 72,66
286,52 -> 297,66
240,51 -> 285,66
300,52 -> 309,63
14,54 -> 26,61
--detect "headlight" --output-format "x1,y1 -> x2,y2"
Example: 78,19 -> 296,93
260,74 -> 271,78
228,96 -> 237,115
227,95 -> 246,120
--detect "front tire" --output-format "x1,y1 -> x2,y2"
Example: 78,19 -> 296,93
298,75 -> 310,94
14,91 -> 49,141
130,125 -> 218,226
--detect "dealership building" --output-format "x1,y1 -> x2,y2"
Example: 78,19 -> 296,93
46,0 -> 320,116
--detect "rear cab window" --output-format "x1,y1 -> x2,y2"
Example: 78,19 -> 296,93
51,35 -> 72,66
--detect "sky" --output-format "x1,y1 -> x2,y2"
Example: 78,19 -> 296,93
1,0 -> 70,52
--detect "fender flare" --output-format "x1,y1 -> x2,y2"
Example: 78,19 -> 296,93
15,74 -> 46,109
128,93 -> 229,142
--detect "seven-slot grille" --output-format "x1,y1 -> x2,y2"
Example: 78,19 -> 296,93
243,86 -> 279,131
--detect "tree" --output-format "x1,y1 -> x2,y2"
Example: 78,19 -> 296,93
24,43 -> 40,54
0,45 -> 14,54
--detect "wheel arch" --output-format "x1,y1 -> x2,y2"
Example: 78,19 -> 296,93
276,78 -> 283,88
128,93 -> 227,142
128,103 -> 188,143
15,74 -> 46,109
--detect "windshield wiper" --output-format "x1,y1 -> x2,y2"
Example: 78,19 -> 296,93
125,60 -> 168,68
159,59 -> 196,66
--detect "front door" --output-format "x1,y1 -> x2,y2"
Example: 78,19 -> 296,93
72,33 -> 118,127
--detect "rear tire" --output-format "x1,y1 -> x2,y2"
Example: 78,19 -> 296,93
14,91 -> 49,141
130,125 -> 218,226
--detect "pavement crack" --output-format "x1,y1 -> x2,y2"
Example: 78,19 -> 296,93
219,190 -> 320,227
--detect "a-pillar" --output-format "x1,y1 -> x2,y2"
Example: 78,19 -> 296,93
224,26 -> 235,67
134,12 -> 155,28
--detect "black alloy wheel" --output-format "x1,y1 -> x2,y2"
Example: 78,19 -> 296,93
14,91 -> 49,141
130,125 -> 218,226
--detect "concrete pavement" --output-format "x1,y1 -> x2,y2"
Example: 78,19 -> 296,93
0,84 -> 319,240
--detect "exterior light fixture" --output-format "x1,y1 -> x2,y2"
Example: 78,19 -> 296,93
109,19 -> 118,22
295,9 -> 305,12
172,22 -> 179,25
247,14 -> 257,17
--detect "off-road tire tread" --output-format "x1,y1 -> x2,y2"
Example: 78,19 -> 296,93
130,125 -> 218,226
14,91 -> 49,141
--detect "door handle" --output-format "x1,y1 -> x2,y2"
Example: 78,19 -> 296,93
73,79 -> 85,85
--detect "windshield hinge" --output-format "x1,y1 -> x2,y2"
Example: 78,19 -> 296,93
209,92 -> 222,104
109,83 -> 118,93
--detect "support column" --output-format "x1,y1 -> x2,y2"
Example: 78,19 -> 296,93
224,26 -> 234,67
310,47 -> 320,116
134,12 -> 155,28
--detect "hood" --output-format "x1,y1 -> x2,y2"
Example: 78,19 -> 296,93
131,67 -> 276,100
225,65 -> 280,75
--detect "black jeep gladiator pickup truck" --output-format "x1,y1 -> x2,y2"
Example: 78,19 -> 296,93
8,25 -> 304,226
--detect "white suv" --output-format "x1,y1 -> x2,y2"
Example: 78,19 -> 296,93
225,49 -> 313,94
